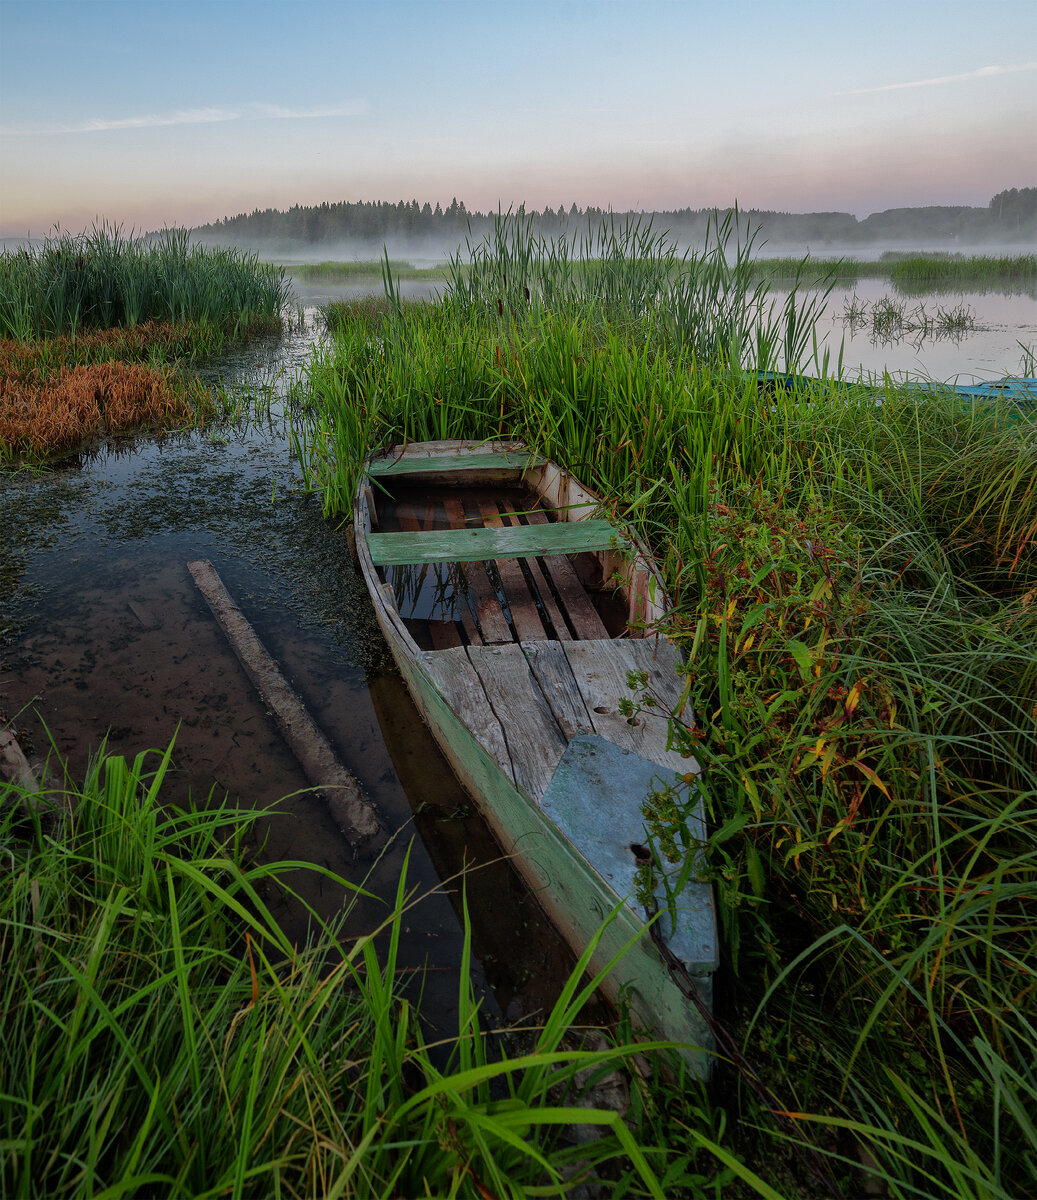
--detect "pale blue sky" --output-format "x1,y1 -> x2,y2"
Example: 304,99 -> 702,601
1,0 -> 1034,235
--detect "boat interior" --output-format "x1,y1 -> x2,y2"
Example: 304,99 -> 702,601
367,481 -> 632,651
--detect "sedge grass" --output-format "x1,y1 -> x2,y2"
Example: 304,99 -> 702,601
287,211 -> 1037,1197
0,326 -> 249,465
2,734 -> 731,1198
756,253 -> 1037,293
286,259 -> 448,284
0,225 -> 291,340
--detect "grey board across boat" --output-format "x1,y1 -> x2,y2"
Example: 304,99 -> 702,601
354,439 -> 717,1072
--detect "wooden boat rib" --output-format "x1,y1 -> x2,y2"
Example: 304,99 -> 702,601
355,439 -> 717,1071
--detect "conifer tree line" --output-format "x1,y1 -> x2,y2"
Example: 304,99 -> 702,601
190,188 -> 1036,247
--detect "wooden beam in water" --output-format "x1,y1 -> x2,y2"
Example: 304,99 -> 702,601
187,559 -> 381,848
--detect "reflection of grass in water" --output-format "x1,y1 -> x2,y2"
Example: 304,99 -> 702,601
2,737 -> 695,1198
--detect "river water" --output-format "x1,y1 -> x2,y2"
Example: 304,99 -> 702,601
791,279 -> 1037,383
0,311 -> 585,1038
294,274 -> 1037,383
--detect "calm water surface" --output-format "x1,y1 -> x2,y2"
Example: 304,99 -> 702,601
0,312 -> 584,1037
772,278 -> 1037,382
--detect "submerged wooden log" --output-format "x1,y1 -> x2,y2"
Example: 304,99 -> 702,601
187,559 -> 381,847
0,727 -> 40,793
0,726 -> 66,826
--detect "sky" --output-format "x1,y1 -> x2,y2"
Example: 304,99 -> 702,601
1,0 -> 1035,237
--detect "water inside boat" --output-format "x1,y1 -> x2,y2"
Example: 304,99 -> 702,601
370,482 -> 630,649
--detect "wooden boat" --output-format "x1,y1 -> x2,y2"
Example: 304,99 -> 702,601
354,438 -> 717,1072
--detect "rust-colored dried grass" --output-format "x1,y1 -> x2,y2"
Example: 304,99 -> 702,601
0,322 -> 214,381
1,355 -> 196,461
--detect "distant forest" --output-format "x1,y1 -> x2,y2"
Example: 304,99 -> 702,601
191,188 -> 1037,253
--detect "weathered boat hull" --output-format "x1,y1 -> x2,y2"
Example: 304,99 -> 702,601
355,441 -> 717,1073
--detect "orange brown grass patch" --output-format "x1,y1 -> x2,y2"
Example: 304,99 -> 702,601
1,355 -> 202,462
0,322 -> 215,380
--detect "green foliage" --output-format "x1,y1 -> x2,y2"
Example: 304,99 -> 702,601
6,736 -> 785,1198
0,225 -> 291,340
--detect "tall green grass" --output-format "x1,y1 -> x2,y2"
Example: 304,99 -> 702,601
2,735 -> 726,1198
288,211 -> 1037,1197
0,225 -> 291,340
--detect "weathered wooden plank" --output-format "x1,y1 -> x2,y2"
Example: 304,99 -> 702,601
417,646 -> 515,783
465,643 -> 569,803
521,641 -> 593,741
561,638 -> 696,779
366,519 -> 624,566
524,460 -> 601,522
440,497 -> 512,644
189,559 -> 381,845
374,438 -> 526,462
476,499 -> 547,641
522,511 -> 610,639
539,734 -> 717,973
368,451 -> 534,479
500,508 -> 572,640
405,637 -> 715,1076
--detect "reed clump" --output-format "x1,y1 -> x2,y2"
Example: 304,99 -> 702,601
0,359 -> 197,461
288,259 -> 447,283
289,211 -> 1037,1198
0,225 -> 291,340
0,232 -> 293,463
757,252 -> 1037,293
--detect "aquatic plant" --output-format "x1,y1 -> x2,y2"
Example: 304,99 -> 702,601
0,225 -> 291,340
0,328 -> 235,464
755,252 -> 1037,294
887,252 -> 1037,292
288,259 -> 447,284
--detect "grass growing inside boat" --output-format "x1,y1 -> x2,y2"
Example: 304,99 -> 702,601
2,735 -> 720,1198
289,211 -> 1037,1198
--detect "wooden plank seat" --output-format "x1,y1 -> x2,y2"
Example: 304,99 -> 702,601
367,450 -> 538,480
367,519 -> 626,566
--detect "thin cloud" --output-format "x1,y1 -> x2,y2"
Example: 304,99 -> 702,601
251,102 -> 366,120
838,61 -> 1037,96
1,101 -> 366,136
